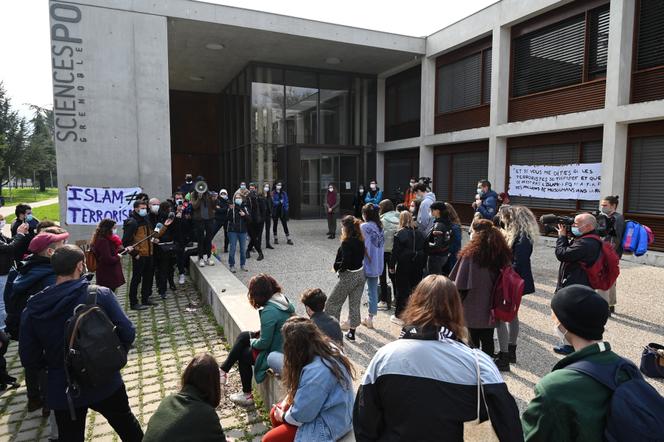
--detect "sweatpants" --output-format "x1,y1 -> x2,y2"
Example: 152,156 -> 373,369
325,269 -> 366,329
497,315 -> 520,353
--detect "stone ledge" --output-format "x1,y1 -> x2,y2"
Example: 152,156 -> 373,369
189,257 -> 355,441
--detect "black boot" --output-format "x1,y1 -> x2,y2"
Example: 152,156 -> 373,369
494,352 -> 511,372
508,344 -> 517,363
266,244 -> 274,249
257,253 -> 264,261
246,251 -> 251,259
286,238 -> 294,245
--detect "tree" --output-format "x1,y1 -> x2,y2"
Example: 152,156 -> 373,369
0,82 -> 30,194
25,106 -> 56,191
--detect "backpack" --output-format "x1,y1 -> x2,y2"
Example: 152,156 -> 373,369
490,266 -> 524,323
84,247 -> 97,272
580,235 -> 620,291
567,358 -> 664,442
622,221 -> 654,257
64,285 -> 128,407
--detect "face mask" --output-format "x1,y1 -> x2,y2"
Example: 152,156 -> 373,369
416,194 -> 423,201
175,199 -> 183,205
328,187 -> 334,192
221,194 -> 228,200
240,184 -> 246,190
554,323 -> 571,345
410,182 -> 416,188
276,185 -> 282,191
477,188 -> 484,196
138,208 -> 147,217
370,184 -> 376,190
264,187 -> 270,193
571,226 -> 582,237
234,199 -> 243,205
112,228 -> 118,235
186,179 -> 192,184
26,214 -> 33,222
150,205 -> 159,214
359,189 -> 364,195
409,206 -> 415,213
600,206 -> 611,215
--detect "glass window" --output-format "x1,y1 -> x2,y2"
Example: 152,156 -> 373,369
636,0 -> 664,70
385,65 -> 421,141
451,151 -> 488,202
628,136 -> 664,214
320,74 -> 349,145
438,53 -> 482,113
285,70 -> 318,144
251,67 -> 284,145
588,5 -> 610,78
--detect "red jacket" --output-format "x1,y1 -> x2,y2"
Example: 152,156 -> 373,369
93,235 -> 125,290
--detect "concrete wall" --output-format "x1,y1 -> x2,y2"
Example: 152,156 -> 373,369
50,1 -> 171,240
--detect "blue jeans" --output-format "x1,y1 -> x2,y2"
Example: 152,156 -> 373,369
228,231 -> 247,268
366,276 -> 378,316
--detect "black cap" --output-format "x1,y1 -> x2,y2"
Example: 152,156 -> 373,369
551,285 -> 608,340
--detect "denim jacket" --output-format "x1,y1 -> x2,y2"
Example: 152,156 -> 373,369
360,221 -> 385,277
284,356 -> 354,442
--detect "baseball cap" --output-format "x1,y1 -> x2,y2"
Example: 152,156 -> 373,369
29,231 -> 70,254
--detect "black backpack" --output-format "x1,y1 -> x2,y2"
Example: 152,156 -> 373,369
567,358 -> 664,442
64,285 -> 128,416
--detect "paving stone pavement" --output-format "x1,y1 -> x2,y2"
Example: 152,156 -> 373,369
0,273 -> 270,441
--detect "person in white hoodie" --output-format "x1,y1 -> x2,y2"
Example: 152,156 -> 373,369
377,200 -> 399,312
414,183 -> 436,235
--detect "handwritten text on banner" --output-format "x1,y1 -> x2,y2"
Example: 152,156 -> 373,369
508,163 -> 601,200
66,186 -> 142,225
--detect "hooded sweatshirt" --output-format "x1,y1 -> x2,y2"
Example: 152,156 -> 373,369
250,292 -> 295,383
381,211 -> 400,253
417,191 -> 437,234
361,221 -> 385,278
19,278 -> 135,410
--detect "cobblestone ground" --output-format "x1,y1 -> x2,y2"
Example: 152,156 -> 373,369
0,273 -> 270,441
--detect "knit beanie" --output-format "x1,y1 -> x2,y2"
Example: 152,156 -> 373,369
551,285 -> 609,340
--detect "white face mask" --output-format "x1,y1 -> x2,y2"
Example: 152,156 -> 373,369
112,227 -> 118,235
328,187 -> 334,192
264,187 -> 270,193
151,205 -> 159,214
276,185 -> 282,191
554,322 -> 571,345
370,184 -> 376,190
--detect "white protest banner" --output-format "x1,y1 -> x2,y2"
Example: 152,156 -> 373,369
508,163 -> 601,200
66,186 -> 142,225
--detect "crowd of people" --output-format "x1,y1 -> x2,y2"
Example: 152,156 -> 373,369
0,173 -> 661,442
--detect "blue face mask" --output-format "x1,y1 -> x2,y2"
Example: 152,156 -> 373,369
234,199 -> 243,206
26,214 -> 33,222
138,208 -> 147,217
571,227 -> 582,237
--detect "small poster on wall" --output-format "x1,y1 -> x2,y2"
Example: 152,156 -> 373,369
66,185 -> 143,225
508,163 -> 601,200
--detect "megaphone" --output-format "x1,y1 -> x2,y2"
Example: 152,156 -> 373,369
195,180 -> 208,194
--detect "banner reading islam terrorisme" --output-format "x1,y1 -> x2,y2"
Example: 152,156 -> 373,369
66,185 -> 142,225
508,163 -> 601,201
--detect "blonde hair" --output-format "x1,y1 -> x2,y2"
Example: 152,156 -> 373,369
398,211 -> 415,230
500,205 -> 539,248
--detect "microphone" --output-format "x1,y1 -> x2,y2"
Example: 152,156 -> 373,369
154,222 -> 164,234
168,212 -> 175,221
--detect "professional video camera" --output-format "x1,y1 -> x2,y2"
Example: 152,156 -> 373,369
539,211 -> 614,237
418,177 -> 432,191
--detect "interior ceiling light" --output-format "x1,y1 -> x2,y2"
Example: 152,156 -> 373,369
189,75 -> 204,81
205,43 -> 225,50
325,57 -> 341,65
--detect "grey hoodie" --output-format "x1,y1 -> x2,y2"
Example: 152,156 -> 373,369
267,292 -> 293,311
417,192 -> 437,234
381,211 -> 400,253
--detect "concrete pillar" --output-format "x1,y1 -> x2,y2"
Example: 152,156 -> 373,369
600,122 -> 628,212
489,26 -> 510,126
488,136 -> 508,192
605,0 -> 636,109
376,151 -> 385,189
419,57 -> 436,181
376,78 -> 386,144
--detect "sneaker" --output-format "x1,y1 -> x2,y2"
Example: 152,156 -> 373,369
257,253 -> 264,261
229,392 -> 254,407
240,266 -> 249,272
143,300 -> 159,307
390,315 -> 404,326
179,274 -> 186,285
340,320 -> 350,331
159,293 -> 168,300
266,245 -> 274,249
345,329 -> 356,341
377,301 -> 389,311
206,256 -> 215,266
198,258 -> 206,267
274,237 -> 279,244
230,267 -> 237,273
130,304 -> 149,311
553,344 -> 574,355
219,369 -> 228,386
286,238 -> 294,245
361,316 -> 374,329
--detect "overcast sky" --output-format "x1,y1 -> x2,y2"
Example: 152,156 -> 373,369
0,0 -> 496,119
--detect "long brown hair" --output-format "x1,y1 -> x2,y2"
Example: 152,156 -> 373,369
281,317 -> 355,403
458,219 -> 512,271
402,275 -> 468,343
181,353 -> 221,407
91,218 -> 116,245
361,203 -> 383,230
444,202 -> 461,225
340,215 -> 364,242
247,274 -> 283,309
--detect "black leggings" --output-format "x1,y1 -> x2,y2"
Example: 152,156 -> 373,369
220,332 -> 254,393
469,328 -> 495,357
272,216 -> 289,237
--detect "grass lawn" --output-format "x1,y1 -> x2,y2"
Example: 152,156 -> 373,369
5,203 -> 60,224
0,187 -> 58,204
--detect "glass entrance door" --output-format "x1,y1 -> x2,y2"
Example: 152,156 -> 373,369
300,151 -> 359,218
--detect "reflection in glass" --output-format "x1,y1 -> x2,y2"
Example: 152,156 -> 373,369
320,74 -> 349,145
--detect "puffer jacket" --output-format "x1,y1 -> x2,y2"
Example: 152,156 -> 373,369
380,211 -> 400,253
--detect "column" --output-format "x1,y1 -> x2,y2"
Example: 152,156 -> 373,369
419,57 -> 435,181
488,26 -> 511,192
600,122 -> 628,211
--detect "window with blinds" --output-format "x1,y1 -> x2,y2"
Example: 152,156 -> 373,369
588,5 -> 610,78
437,49 -> 492,114
628,136 -> 664,214
434,150 -> 488,203
435,154 -> 451,201
509,141 -> 602,209
636,0 -> 664,70
385,65 -> 421,141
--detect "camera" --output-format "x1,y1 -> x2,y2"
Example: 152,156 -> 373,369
539,214 -> 575,236
418,177 -> 432,190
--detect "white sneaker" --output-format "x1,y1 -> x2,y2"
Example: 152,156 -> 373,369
377,301 -> 389,311
198,258 -> 206,267
340,320 -> 350,331
390,315 -> 404,326
229,392 -> 254,407
361,316 -> 374,329
206,256 -> 215,266
219,369 -> 228,386
178,274 -> 185,285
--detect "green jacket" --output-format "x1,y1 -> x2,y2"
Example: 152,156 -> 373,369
143,385 -> 225,442
522,342 -> 627,442
250,293 -> 295,383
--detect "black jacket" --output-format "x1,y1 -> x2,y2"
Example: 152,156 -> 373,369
512,233 -> 535,295
555,232 -> 602,291
352,192 -> 365,218
390,227 -> 426,269
0,233 -> 28,275
264,193 -> 273,218
215,198 -> 230,223
425,218 -> 452,256
227,205 -> 249,233
245,192 -> 267,225
333,237 -> 364,272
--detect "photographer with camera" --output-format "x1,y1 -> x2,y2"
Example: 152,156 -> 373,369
598,195 -> 624,313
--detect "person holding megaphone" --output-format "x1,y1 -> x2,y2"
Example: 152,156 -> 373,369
191,176 -> 216,268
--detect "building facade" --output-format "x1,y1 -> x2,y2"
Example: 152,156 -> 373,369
50,0 -> 664,248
